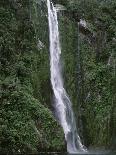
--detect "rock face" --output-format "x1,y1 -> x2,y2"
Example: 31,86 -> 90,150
57,0 -> 116,150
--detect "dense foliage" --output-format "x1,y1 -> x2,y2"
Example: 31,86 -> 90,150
0,0 -> 116,153
58,0 -> 116,149
0,0 -> 65,154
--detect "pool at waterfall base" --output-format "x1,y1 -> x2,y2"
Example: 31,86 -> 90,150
37,152 -> 115,155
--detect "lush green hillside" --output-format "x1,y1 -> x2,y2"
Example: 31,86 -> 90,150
0,0 -> 65,154
0,0 -> 116,154
58,0 -> 116,149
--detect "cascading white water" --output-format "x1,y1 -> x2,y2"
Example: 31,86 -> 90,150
47,0 -> 87,153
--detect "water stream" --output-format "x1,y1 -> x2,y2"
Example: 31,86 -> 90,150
47,0 -> 87,153
37,152 -> 115,155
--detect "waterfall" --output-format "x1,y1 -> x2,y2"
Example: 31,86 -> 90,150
47,0 -> 87,153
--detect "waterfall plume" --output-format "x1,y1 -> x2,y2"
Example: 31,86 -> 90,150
47,0 -> 87,153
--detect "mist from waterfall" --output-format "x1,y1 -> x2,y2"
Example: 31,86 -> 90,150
47,0 -> 87,153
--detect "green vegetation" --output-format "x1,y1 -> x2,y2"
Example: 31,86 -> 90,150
58,0 -> 116,149
0,0 -> 116,153
0,0 -> 65,154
